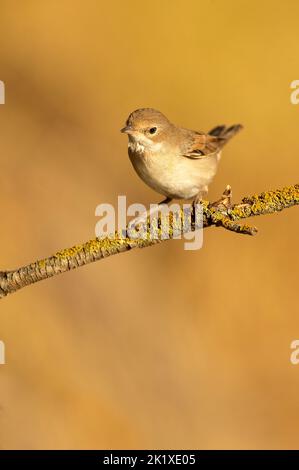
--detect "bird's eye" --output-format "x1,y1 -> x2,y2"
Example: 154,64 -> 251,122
149,127 -> 157,135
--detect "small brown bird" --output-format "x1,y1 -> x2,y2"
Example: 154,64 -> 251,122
121,108 -> 242,204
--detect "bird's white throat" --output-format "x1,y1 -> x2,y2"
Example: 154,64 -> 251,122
128,140 -> 146,154
128,137 -> 163,155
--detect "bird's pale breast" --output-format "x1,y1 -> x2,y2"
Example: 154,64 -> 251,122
128,143 -> 219,199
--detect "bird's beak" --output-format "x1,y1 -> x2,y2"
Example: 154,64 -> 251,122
120,125 -> 133,134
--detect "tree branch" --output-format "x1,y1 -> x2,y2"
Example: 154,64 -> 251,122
0,184 -> 298,299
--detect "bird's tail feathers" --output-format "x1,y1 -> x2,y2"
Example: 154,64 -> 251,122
209,124 -> 243,148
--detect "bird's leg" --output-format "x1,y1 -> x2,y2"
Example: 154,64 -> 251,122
158,197 -> 172,206
190,189 -> 208,230
193,186 -> 208,206
128,198 -> 172,233
142,197 -> 172,221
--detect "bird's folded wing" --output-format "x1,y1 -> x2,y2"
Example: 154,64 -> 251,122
182,132 -> 224,159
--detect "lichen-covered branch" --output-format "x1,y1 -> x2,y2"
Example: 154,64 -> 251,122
0,184 -> 298,299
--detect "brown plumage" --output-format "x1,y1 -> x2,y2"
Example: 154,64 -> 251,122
178,124 -> 243,158
121,108 -> 242,201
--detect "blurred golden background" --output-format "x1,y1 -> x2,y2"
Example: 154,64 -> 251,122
0,0 -> 299,449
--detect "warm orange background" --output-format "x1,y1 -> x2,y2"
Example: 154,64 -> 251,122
0,0 -> 299,449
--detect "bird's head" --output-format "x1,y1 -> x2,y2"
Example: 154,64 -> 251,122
121,108 -> 172,149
